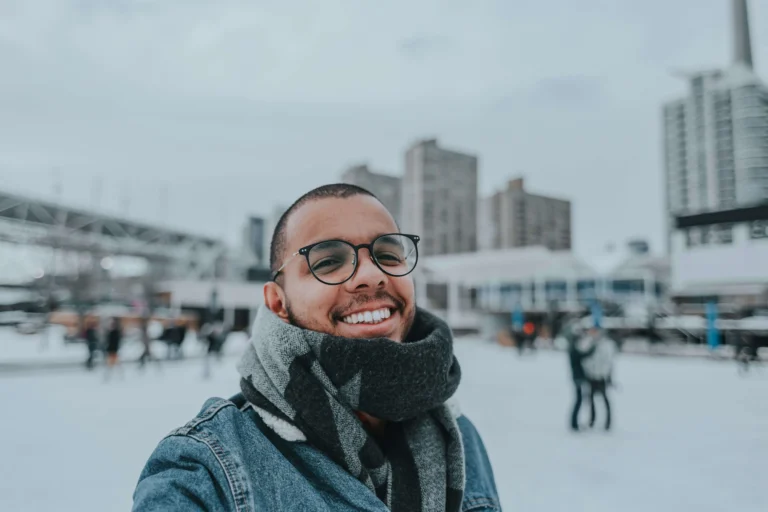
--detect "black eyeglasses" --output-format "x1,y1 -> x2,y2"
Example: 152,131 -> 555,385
272,233 -> 420,285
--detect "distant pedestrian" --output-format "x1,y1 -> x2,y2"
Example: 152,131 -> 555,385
104,317 -> 123,380
176,321 -> 188,358
138,316 -> 161,371
83,318 -> 99,370
563,318 -> 596,431
516,321 -> 537,355
200,321 -> 228,379
582,328 -> 617,431
162,321 -> 185,360
168,320 -> 187,360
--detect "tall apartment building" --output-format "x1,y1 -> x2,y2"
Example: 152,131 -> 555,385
402,139 -> 478,256
340,164 -> 401,224
484,178 -> 572,251
664,1 -> 768,307
663,0 -> 768,222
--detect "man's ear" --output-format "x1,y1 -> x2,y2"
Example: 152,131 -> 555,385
264,282 -> 290,323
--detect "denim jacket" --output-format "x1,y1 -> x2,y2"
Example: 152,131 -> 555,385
133,395 -> 501,511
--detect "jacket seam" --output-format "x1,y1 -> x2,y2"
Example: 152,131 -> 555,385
168,399 -> 233,436
462,496 -> 501,511
176,431 -> 249,512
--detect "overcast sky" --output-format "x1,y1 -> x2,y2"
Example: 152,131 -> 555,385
2,0 -> 767,258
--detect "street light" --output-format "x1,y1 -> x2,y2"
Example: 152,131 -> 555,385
100,256 -> 114,271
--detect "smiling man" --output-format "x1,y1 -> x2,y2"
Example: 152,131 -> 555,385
133,184 -> 500,512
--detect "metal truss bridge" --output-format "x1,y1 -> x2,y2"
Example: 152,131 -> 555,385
0,189 -> 227,279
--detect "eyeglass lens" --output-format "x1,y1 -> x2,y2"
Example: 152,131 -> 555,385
307,234 -> 417,284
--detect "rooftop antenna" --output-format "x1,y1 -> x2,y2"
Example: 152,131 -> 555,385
732,0 -> 754,69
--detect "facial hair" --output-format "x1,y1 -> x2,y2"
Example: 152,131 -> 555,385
285,293 -> 417,341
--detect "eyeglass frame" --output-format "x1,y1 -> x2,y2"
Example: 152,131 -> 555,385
271,233 -> 421,285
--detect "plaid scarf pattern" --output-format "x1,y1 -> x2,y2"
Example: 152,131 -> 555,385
237,306 -> 465,512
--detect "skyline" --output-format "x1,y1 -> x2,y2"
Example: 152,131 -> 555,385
2,0 -> 768,257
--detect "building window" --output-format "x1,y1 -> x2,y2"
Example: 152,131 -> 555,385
713,224 -> 733,244
426,284 -> 448,310
500,283 -> 522,308
577,280 -> 597,302
611,279 -> 644,295
545,281 -> 568,301
750,220 -> 768,239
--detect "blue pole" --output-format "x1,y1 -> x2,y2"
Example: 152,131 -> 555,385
591,301 -> 603,329
706,301 -> 720,349
512,302 -> 524,331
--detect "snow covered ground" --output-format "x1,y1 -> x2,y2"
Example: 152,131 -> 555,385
1,336 -> 766,511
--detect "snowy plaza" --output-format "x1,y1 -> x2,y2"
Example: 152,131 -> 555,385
1,331 -> 766,512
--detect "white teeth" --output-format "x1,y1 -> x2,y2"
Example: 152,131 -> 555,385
342,308 -> 393,325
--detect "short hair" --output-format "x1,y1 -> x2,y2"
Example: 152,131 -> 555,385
270,183 -> 378,274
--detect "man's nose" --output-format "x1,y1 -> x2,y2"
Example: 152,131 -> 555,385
348,248 -> 386,289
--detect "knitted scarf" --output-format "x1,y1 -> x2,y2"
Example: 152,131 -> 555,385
236,306 -> 465,512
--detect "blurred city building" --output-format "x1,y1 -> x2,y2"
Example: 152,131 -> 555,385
664,0 -> 768,312
241,216 -> 266,268
235,215 -> 273,282
671,205 -> 768,314
340,164 -> 401,225
663,0 -> 767,218
627,238 -> 650,255
402,139 -> 478,256
415,242 -> 669,335
480,177 -> 572,251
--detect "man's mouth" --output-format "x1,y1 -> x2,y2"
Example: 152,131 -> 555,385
340,307 -> 393,325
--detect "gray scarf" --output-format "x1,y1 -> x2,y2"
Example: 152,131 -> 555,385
236,306 -> 465,512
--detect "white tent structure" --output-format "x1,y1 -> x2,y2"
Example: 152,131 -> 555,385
417,246 -> 669,333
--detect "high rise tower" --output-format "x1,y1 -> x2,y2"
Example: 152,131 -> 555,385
663,0 -> 767,226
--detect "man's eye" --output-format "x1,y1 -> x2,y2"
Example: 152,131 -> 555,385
376,253 -> 403,264
312,258 -> 344,273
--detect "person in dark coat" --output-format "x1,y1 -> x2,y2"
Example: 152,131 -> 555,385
83,318 -> 99,370
200,321 -> 228,379
175,321 -> 188,358
582,329 -> 617,431
138,316 -> 162,371
564,318 -> 596,431
104,317 -> 123,380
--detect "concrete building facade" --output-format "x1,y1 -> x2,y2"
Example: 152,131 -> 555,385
663,0 -> 768,223
663,1 -> 768,310
402,139 -> 478,256
340,165 -> 401,224
670,204 -> 768,312
484,178 -> 572,251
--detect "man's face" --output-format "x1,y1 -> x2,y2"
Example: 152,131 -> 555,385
264,195 -> 416,342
